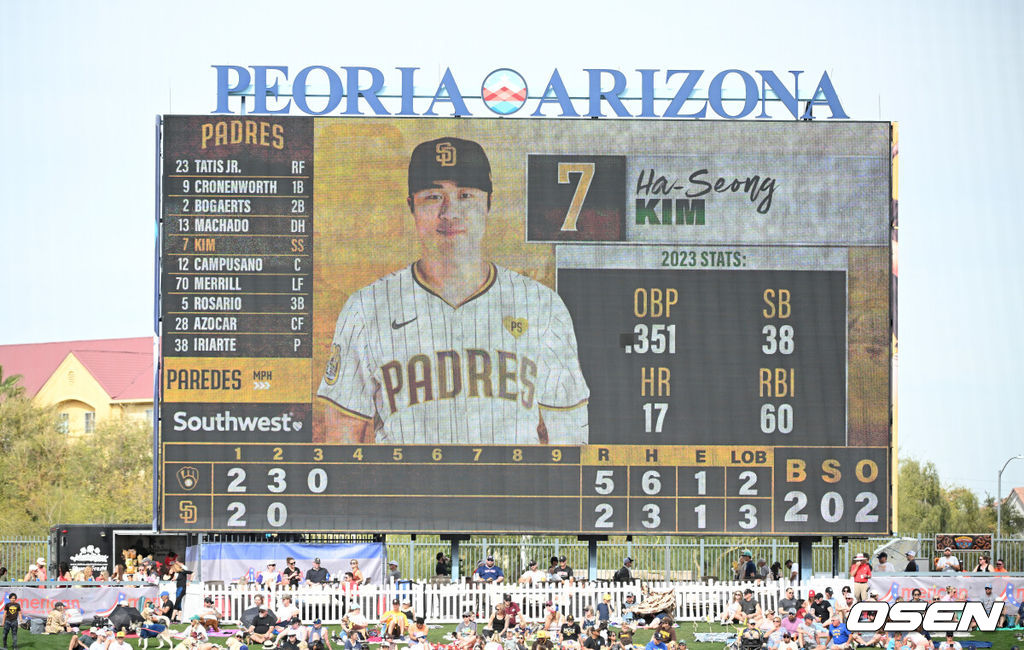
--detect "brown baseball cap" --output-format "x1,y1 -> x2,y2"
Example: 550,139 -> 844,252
408,137 -> 492,196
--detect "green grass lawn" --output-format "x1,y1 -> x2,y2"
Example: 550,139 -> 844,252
7,623 -> 1023,650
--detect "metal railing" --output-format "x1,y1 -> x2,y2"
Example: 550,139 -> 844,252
0,537 -> 47,579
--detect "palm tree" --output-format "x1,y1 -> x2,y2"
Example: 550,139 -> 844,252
0,365 -> 26,400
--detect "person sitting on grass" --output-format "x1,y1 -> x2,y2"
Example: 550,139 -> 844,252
308,619 -> 332,650
340,604 -> 369,640
380,598 -> 409,639
455,611 -> 479,650
247,606 -> 277,645
408,616 -> 429,648
46,601 -> 72,634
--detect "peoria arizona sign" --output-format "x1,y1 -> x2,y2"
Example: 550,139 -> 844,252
212,66 -> 848,120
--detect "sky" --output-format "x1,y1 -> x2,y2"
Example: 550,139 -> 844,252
1,0 -> 1023,502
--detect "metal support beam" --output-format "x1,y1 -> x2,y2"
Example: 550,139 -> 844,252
578,536 -> 607,581
790,536 -> 820,582
441,535 -> 470,583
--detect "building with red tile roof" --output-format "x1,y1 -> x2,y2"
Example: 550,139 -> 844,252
0,337 -> 154,435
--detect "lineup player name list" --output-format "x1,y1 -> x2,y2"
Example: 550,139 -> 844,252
162,121 -> 313,359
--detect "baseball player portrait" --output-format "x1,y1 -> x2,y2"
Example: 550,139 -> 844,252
317,136 -> 589,444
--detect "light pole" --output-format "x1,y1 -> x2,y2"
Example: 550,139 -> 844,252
997,454 -> 1024,561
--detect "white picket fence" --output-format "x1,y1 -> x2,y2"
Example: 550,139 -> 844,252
199,579 -> 847,625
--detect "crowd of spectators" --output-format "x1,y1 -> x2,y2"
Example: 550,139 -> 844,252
5,547 -> 1024,650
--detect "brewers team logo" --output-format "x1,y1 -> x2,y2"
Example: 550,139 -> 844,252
435,142 -> 456,166
178,501 -> 198,524
481,68 -> 528,115
503,316 -> 528,338
176,466 -> 199,491
324,344 -> 341,385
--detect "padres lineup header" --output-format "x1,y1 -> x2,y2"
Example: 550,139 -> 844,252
159,117 -> 894,535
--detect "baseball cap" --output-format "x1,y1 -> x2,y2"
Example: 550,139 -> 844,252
877,552 -> 888,557
160,591 -> 169,598
191,615 -> 200,621
267,561 -> 276,566
37,557 -> 45,565
486,555 -> 494,561
392,598 -> 400,604
558,555 -> 567,561
349,604 -> 361,611
313,557 -> 321,563
55,602 -> 65,608
740,549 -> 752,556
853,553 -> 866,561
656,631 -> 670,641
503,594 -> 512,602
388,560 -> 398,566
408,137 -> 492,197
906,550 -> 916,557
869,589 -> 879,597
117,631 -> 127,638
986,584 -> 993,589
528,559 -> 537,567
623,556 -> 633,564
603,594 -> 612,600
804,614 -> 814,620
787,608 -> 797,615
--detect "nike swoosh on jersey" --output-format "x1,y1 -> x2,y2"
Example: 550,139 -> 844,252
391,316 -> 418,329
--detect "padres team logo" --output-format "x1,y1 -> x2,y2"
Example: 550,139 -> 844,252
178,501 -> 198,525
324,344 -> 341,385
481,68 -> 528,115
503,317 -> 528,338
435,142 -> 457,166
176,466 -> 199,491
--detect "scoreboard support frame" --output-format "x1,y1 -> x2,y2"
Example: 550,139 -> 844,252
441,534 -> 471,583
791,536 -> 820,582
579,535 -> 609,581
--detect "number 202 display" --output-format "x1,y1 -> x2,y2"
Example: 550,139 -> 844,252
159,117 -> 894,535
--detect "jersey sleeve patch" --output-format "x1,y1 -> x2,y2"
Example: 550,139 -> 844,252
323,343 -> 342,385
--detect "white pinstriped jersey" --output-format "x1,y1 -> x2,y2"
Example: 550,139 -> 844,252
317,262 -> 589,444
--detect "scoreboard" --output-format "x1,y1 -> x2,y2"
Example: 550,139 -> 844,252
158,117 -> 894,535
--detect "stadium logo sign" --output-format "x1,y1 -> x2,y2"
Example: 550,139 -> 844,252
846,601 -> 1001,633
212,66 -> 847,120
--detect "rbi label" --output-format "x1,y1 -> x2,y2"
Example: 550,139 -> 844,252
176,466 -> 199,491
178,501 -> 198,524
481,68 -> 528,115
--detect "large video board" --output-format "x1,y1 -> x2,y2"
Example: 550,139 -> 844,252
159,117 -> 893,535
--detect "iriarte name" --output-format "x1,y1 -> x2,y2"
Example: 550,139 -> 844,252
212,67 -> 847,120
